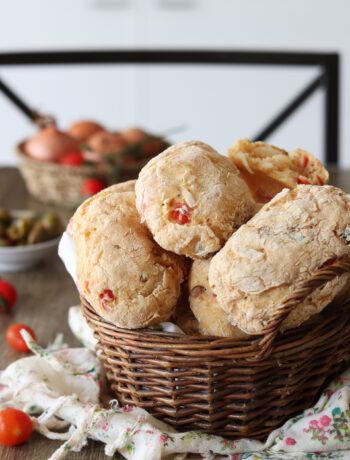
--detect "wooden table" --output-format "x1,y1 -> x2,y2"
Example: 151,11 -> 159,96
0,168 -> 116,460
0,166 -> 349,460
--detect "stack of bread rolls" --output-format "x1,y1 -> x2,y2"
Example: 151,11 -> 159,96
72,138 -> 350,337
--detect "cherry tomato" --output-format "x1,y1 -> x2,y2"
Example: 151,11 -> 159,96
99,289 -> 115,311
0,279 -> 17,313
59,151 -> 84,166
81,178 -> 105,196
6,324 -> 36,352
297,177 -> 310,185
170,202 -> 190,225
316,174 -> 324,185
0,408 -> 32,446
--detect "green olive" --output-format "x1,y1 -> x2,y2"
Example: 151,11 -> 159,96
27,222 -> 50,245
6,224 -> 20,241
6,217 -> 35,241
0,209 -> 11,225
0,237 -> 9,247
0,222 -> 7,238
16,238 -> 28,246
40,212 -> 62,238
0,209 -> 62,246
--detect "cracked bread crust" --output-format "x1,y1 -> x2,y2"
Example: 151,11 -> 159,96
209,185 -> 350,334
189,259 -> 249,338
135,140 -> 254,259
228,138 -> 329,203
68,181 -> 136,235
73,187 -> 185,328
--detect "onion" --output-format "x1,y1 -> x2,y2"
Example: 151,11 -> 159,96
121,127 -> 146,145
25,127 -> 80,162
86,131 -> 127,156
67,120 -> 104,143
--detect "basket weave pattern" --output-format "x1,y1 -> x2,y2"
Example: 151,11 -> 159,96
82,257 -> 350,439
16,144 -> 147,206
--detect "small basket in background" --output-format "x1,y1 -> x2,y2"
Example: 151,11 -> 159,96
16,142 -> 149,207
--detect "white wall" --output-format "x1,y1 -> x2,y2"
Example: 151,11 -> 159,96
0,0 -> 349,166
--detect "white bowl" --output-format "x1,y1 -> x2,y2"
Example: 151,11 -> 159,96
0,211 -> 62,272
0,236 -> 61,272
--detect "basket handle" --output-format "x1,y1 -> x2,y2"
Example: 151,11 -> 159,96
257,254 -> 350,359
33,112 -> 56,129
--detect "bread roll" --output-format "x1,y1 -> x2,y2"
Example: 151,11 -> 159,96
189,259 -> 249,338
209,185 -> 350,334
228,138 -> 329,203
135,140 -> 254,259
73,186 -> 185,328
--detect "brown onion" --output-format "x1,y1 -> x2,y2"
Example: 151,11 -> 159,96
121,127 -> 147,145
86,131 -> 127,156
67,120 -> 104,143
25,126 -> 80,162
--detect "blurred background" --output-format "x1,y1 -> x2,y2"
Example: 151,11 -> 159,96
0,0 -> 349,166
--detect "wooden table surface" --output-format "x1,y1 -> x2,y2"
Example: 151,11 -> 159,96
0,167 -> 120,460
0,166 -> 349,460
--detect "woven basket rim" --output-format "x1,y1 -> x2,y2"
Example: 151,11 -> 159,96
82,298 -> 348,339
81,255 -> 350,359
82,297 -> 349,345
16,141 -> 107,174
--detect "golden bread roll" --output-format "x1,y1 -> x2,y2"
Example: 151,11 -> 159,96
73,186 -> 185,328
228,138 -> 329,203
189,259 -> 249,338
135,140 -> 254,259
209,185 -> 350,334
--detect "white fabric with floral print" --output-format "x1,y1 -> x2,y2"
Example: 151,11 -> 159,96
1,322 -> 350,459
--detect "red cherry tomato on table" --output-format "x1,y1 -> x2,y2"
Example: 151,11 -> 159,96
0,279 -> 17,313
59,151 -> 84,166
81,178 -> 105,196
6,324 -> 36,352
0,280 -> 17,313
0,408 -> 32,446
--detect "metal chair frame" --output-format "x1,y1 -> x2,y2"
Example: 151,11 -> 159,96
0,49 -> 339,163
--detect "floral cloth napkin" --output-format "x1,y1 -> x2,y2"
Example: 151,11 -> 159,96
1,318 -> 350,459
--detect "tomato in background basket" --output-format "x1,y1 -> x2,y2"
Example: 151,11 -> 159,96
81,178 -> 105,196
0,279 -> 17,313
6,324 -> 36,352
0,408 -> 32,446
59,151 -> 84,166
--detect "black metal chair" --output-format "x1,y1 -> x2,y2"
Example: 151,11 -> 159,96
0,50 -> 339,163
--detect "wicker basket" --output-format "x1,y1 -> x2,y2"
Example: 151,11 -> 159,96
82,256 -> 350,440
16,142 -> 148,207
